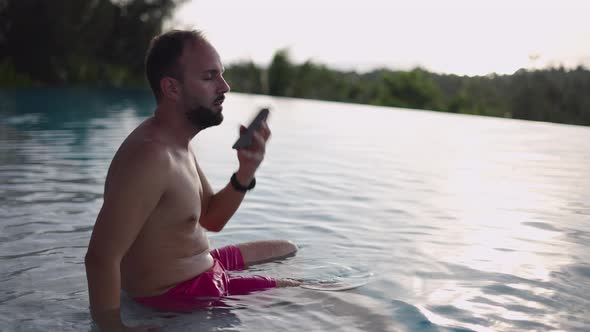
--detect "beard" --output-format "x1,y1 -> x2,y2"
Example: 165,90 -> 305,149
185,104 -> 224,129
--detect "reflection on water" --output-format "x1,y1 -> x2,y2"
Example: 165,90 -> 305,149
1,88 -> 590,331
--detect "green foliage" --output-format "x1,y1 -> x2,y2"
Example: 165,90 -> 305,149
0,0 -> 186,86
222,61 -> 265,95
0,60 -> 39,87
267,49 -> 294,96
508,67 -> 590,125
225,51 -> 590,126
374,69 -> 443,111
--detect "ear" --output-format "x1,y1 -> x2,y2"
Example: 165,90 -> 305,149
160,77 -> 181,101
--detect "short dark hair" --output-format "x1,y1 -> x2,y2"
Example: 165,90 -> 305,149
144,29 -> 205,102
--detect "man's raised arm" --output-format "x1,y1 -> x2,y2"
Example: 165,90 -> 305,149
197,124 -> 270,232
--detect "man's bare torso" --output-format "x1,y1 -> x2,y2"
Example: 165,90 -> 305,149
106,118 -> 214,297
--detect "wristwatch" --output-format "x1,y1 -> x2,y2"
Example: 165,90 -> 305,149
230,173 -> 256,192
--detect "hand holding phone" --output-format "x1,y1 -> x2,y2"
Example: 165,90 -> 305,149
232,108 -> 270,150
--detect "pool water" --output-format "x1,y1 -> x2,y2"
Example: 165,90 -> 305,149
1,88 -> 590,331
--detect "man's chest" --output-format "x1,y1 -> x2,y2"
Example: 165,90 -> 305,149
159,159 -> 203,218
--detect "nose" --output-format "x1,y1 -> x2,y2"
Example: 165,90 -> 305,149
218,76 -> 230,94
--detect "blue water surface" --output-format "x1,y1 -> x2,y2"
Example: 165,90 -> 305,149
1,88 -> 589,331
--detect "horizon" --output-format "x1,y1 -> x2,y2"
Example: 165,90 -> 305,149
172,0 -> 590,77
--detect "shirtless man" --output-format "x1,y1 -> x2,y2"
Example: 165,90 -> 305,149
84,30 -> 299,332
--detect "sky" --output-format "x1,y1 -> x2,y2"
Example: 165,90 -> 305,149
172,0 -> 590,76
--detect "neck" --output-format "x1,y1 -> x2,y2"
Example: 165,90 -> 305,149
153,104 -> 201,149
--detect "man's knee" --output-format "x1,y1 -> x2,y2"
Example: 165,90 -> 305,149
278,240 -> 298,256
265,240 -> 298,258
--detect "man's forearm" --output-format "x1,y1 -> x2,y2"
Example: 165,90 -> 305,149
85,258 -> 125,330
200,180 -> 248,232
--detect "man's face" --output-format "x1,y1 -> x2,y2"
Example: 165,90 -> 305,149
177,39 -> 230,129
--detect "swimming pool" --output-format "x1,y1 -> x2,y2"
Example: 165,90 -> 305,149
1,88 -> 589,331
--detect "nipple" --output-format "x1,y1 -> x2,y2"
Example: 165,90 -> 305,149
188,214 -> 199,223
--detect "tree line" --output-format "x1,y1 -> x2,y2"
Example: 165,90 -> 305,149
225,50 -> 590,126
1,1 -> 589,126
0,0 -> 186,86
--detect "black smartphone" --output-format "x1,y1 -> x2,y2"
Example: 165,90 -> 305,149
232,108 -> 270,149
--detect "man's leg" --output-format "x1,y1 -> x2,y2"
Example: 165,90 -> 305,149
213,240 -> 301,290
236,240 -> 298,266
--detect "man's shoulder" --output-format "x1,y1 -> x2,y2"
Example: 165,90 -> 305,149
117,127 -> 173,165
124,137 -> 171,161
107,132 -> 173,185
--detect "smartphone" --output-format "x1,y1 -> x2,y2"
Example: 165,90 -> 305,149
232,108 -> 270,149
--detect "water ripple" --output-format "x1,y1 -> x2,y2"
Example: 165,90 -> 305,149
2,91 -> 590,331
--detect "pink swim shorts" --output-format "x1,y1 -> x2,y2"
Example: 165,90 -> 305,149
134,245 -> 277,312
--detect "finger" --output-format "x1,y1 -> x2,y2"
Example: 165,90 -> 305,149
241,148 -> 263,160
259,121 -> 271,140
238,149 -> 263,162
248,131 -> 266,153
245,131 -> 262,150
